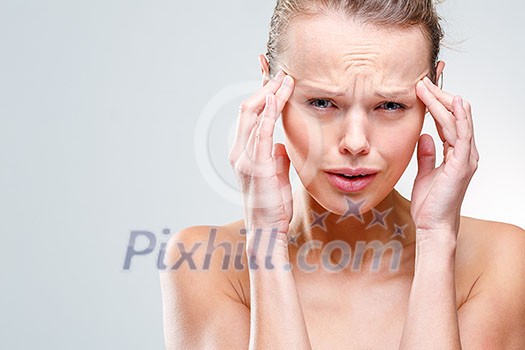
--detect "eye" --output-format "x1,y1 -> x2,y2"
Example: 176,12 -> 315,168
378,101 -> 407,112
308,98 -> 335,110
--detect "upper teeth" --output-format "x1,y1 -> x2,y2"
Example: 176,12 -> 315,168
343,174 -> 366,177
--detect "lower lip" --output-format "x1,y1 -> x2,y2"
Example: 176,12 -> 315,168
325,172 -> 377,193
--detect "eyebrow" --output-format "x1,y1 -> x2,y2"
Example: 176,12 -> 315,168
374,88 -> 413,99
295,83 -> 414,99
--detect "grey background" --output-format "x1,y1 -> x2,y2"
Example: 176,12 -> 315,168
0,0 -> 523,349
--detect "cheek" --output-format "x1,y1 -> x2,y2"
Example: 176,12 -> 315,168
375,112 -> 424,166
282,103 -> 324,185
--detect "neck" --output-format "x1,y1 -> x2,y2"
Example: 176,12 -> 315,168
288,186 -> 416,255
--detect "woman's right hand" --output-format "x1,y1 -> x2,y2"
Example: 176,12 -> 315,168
228,69 -> 295,253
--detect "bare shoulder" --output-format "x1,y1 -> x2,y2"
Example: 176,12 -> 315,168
456,216 -> 525,348
457,216 -> 525,282
159,221 -> 250,349
165,220 -> 246,275
162,220 -> 249,298
458,216 -> 525,262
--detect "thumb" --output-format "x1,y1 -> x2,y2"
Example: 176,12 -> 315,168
273,143 -> 293,219
416,134 -> 436,179
273,143 -> 291,182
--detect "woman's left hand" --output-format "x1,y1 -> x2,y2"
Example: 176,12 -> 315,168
410,77 -> 479,239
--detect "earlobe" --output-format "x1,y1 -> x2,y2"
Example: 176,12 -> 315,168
258,54 -> 271,86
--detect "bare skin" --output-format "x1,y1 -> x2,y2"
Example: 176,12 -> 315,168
163,212 -> 523,349
160,13 -> 525,350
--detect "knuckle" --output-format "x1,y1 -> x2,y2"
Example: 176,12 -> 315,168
228,147 -> 240,166
274,94 -> 285,106
257,125 -> 272,139
471,156 -> 479,170
460,170 -> 471,181
426,98 -> 439,110
238,100 -> 253,114
233,158 -> 242,173
235,157 -> 250,175
228,153 -> 236,167
462,133 -> 473,143
472,162 -> 479,172
260,131 -> 272,141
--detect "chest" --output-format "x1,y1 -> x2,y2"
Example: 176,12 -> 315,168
239,266 -> 471,350
297,277 -> 412,349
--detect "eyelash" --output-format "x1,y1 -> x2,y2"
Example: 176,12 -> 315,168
307,98 -> 407,112
308,98 -> 335,110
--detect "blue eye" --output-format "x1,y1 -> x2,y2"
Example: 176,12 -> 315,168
379,101 -> 406,111
308,98 -> 334,110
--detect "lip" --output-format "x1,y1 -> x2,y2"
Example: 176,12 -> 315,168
324,168 -> 378,193
324,167 -> 379,176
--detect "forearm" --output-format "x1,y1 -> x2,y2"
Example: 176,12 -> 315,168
400,233 -> 461,349
246,229 -> 312,350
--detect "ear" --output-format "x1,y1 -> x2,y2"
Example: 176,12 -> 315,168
434,60 -> 445,86
258,54 -> 271,86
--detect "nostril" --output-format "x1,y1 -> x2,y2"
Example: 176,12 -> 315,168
338,133 -> 371,156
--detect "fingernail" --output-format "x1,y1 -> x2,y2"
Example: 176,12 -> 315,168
283,75 -> 292,86
457,96 -> 463,106
423,76 -> 432,85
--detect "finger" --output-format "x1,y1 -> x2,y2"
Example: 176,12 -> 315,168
416,134 -> 436,179
443,141 -> 453,163
273,143 -> 291,186
423,77 -> 479,163
244,108 -> 261,161
243,69 -> 285,116
273,143 -> 293,218
416,80 -> 457,145
451,96 -> 472,165
231,70 -> 287,158
254,93 -> 278,162
422,76 -> 454,112
274,75 -> 294,119
463,100 -> 480,162
241,75 -> 294,161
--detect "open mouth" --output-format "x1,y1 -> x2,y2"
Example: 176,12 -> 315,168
337,173 -> 370,179
325,172 -> 377,192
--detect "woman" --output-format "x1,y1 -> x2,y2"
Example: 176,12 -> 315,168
160,0 -> 525,348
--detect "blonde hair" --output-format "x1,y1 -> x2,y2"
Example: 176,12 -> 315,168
266,0 -> 444,82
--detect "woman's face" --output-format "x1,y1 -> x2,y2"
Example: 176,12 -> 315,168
280,14 -> 431,215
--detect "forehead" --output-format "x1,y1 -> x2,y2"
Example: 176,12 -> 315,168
281,13 -> 430,89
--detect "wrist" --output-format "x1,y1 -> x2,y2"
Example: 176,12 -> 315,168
245,228 -> 290,264
415,226 -> 457,241
415,228 -> 457,259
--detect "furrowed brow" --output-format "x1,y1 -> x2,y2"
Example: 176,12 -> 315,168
294,83 -> 346,97
295,84 -> 413,99
374,88 -> 413,99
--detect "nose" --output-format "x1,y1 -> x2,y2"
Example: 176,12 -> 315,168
338,109 -> 371,156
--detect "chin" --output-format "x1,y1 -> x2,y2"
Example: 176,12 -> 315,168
300,171 -> 398,217
301,175 -> 370,215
